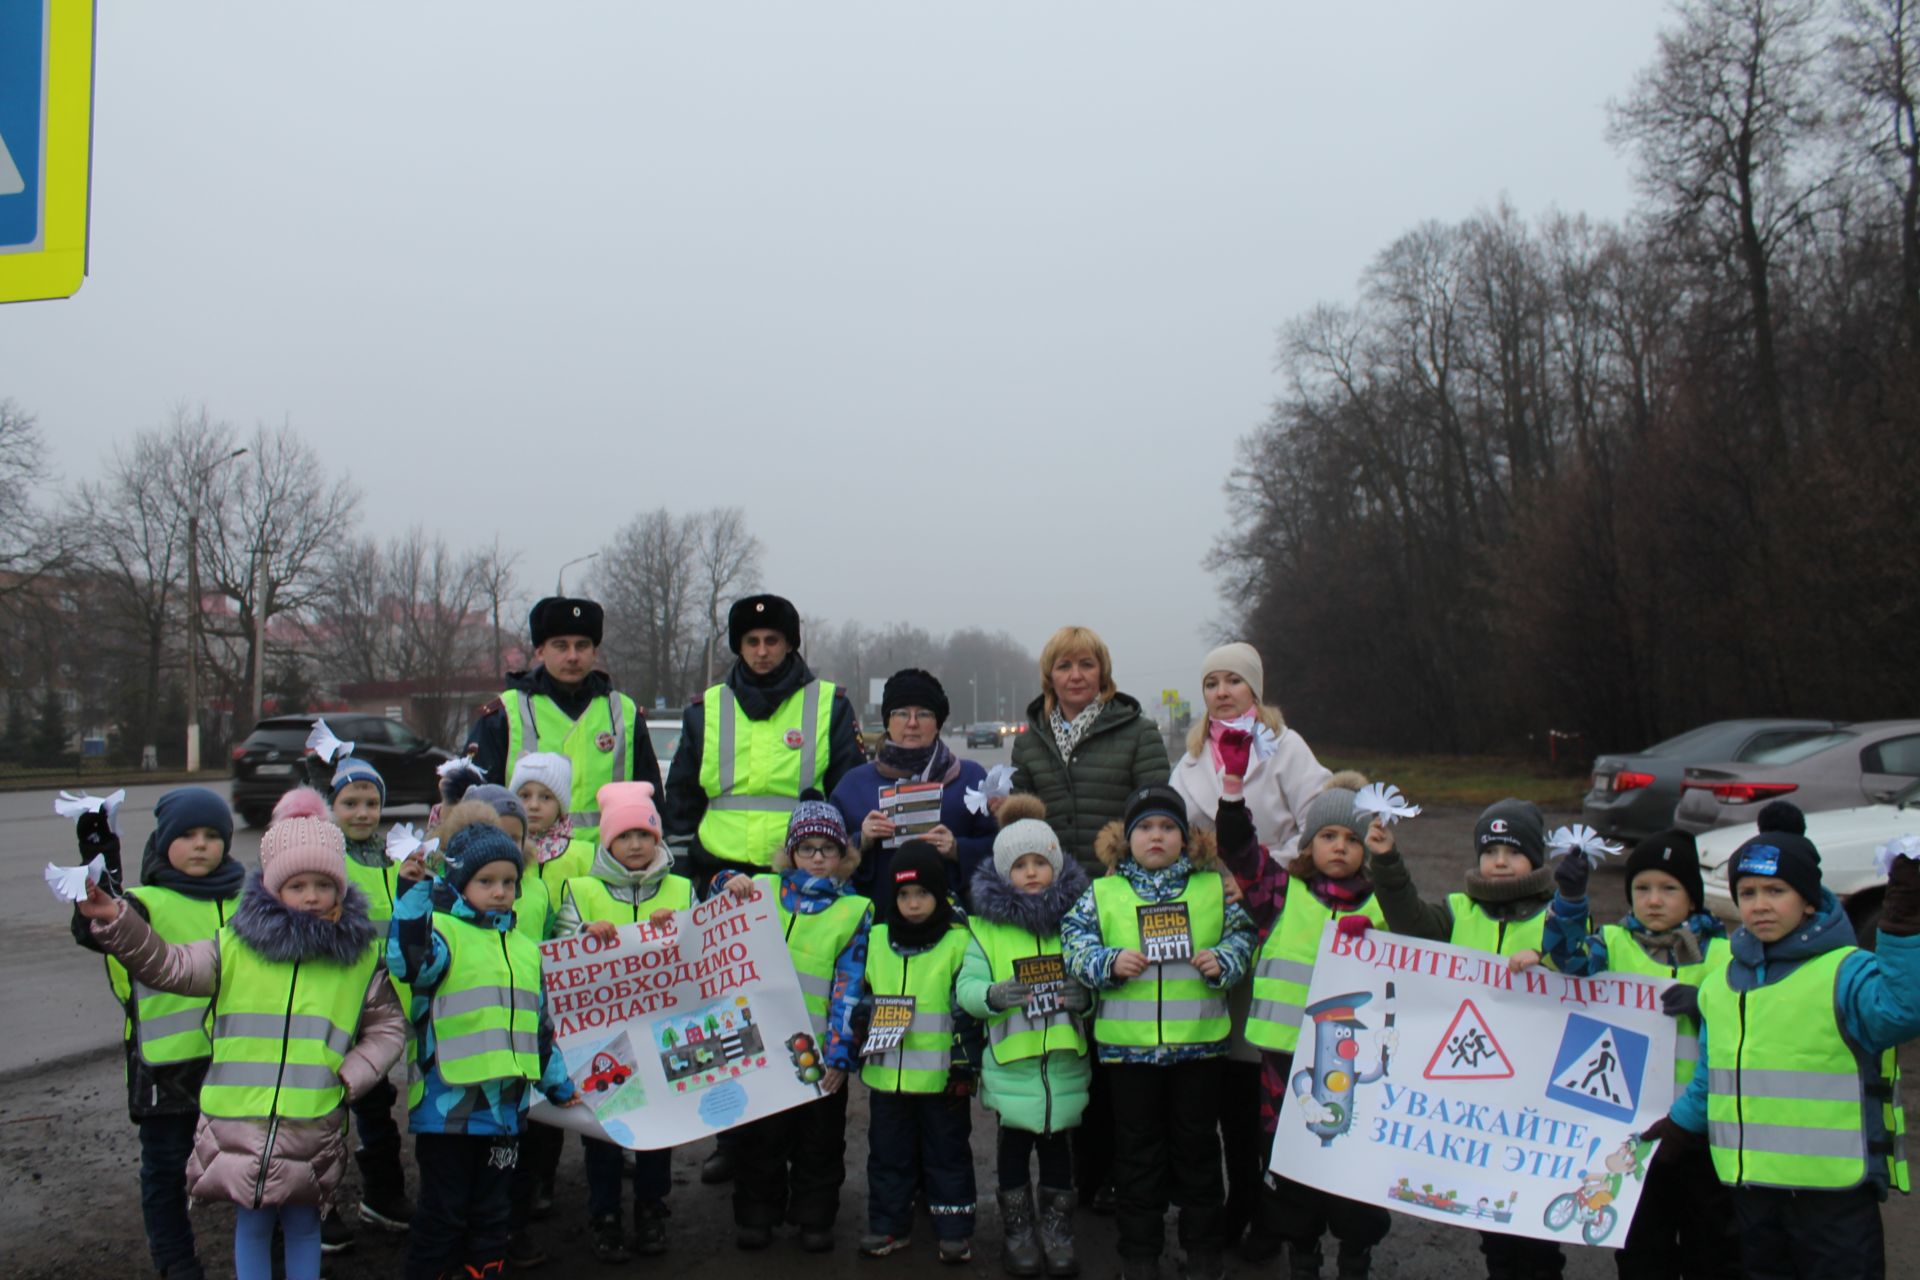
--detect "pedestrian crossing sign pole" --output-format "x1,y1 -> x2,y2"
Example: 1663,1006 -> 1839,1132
0,0 -> 95,303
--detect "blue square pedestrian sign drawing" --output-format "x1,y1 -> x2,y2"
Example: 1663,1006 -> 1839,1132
1544,1013 -> 1650,1124
0,0 -> 45,250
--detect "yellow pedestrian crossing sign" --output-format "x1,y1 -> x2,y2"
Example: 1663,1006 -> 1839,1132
0,0 -> 95,303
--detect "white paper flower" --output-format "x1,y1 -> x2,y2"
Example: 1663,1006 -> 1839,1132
1547,823 -> 1620,866
1353,782 -> 1422,826
54,788 -> 128,834
45,854 -> 107,903
305,718 -> 354,763
386,822 -> 440,864
1873,834 -> 1920,878
437,757 -> 485,781
964,764 -> 1018,815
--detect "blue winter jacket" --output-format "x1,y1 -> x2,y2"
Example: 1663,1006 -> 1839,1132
1544,892 -> 1727,976
831,758 -> 998,908
388,878 -> 577,1135
712,868 -> 872,1073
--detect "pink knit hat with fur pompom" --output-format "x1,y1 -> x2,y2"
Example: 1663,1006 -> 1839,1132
261,788 -> 348,896
598,781 -> 662,846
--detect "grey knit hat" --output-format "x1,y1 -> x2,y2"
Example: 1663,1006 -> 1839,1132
994,818 -> 1065,879
1296,771 -> 1371,850
467,784 -> 529,835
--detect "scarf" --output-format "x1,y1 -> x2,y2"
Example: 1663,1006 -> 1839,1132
1050,698 -> 1106,764
1308,871 -> 1375,913
138,832 -> 246,901
533,817 -> 574,864
875,736 -> 961,783
1632,923 -> 1705,968
1463,864 -> 1556,912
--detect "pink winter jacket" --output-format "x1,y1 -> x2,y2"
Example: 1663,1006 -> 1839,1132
91,881 -> 405,1209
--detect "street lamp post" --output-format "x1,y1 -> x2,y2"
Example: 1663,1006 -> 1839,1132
185,446 -> 247,773
555,552 -> 599,595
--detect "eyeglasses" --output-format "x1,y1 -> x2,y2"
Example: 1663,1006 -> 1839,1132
887,708 -> 938,722
792,842 -> 844,861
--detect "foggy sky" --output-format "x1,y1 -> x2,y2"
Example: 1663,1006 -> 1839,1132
2,1 -> 1673,720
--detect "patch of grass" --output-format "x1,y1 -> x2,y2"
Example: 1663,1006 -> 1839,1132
1316,747 -> 1586,811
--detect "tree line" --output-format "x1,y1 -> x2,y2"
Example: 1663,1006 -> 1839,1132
1209,0 -> 1920,756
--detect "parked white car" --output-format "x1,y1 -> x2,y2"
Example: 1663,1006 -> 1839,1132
1697,779 -> 1920,948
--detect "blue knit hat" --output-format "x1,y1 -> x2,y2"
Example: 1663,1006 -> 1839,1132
330,756 -> 386,806
442,823 -> 524,891
153,786 -> 234,857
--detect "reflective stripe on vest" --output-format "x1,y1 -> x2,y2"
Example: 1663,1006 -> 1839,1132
503,688 -> 637,841
967,917 -> 1085,1064
1245,878 -> 1386,1053
106,886 -> 233,1066
1698,947 -> 1909,1192
764,874 -> 869,1040
1447,893 -> 1548,958
198,927 -> 380,1121
1091,874 -> 1229,1047
698,681 -> 832,868
1599,925 -> 1725,1086
861,925 -> 971,1094
428,913 -> 543,1087
563,874 -> 694,925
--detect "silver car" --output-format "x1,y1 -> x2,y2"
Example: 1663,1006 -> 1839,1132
1674,720 -> 1920,836
1581,719 -> 1840,843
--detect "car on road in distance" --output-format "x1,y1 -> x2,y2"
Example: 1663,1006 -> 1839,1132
1581,718 -> 1842,843
966,722 -> 1002,748
232,713 -> 455,827
1699,776 -> 1920,949
648,720 -> 682,776
1674,720 -> 1920,838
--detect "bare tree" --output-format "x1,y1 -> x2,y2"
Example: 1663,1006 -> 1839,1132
596,510 -> 700,707
1834,0 -> 1920,350
473,536 -> 522,681
692,507 -> 763,685
0,399 -> 75,603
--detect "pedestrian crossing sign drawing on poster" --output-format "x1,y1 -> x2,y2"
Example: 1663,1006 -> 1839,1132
1544,1014 -> 1650,1124
1423,999 -> 1514,1080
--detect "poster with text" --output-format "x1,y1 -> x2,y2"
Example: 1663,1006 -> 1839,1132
527,884 -> 825,1149
1269,924 -> 1676,1248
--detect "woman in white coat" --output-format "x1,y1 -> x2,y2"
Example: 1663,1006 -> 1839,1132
1170,641 -> 1331,1253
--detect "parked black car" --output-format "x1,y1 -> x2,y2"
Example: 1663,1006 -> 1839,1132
231,713 -> 455,827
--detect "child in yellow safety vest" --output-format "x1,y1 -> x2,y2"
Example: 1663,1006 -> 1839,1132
1641,823 -> 1920,1280
1212,753 -> 1393,1280
711,793 -> 873,1253
1370,797 -> 1575,1280
956,795 -> 1093,1279
389,820 -> 582,1280
514,750 -> 590,891
65,785 -> 245,1280
1059,784 -> 1256,1280
77,804 -> 405,1280
544,781 -> 691,1266
856,841 -> 984,1263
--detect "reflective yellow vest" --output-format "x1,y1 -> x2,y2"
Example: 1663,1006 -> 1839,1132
563,874 -> 694,925
1092,874 -> 1229,1048
513,874 -> 552,944
698,680 -> 834,868
1246,878 -> 1387,1053
760,873 -> 870,1039
424,912 -> 543,1095
344,857 -> 403,924
1599,925 -> 1727,1086
106,886 -> 235,1066
861,924 -> 971,1094
198,927 -> 381,1122
502,688 -> 638,847
1698,947 -> 1909,1193
1448,893 -> 1550,959
534,836 -> 594,893
967,917 -> 1086,1064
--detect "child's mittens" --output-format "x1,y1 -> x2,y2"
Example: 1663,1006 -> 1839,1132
1216,728 -> 1253,779
1057,982 -> 1093,1014
1335,915 -> 1374,939
1659,983 -> 1700,1021
986,979 -> 1032,1012
1879,842 -> 1920,938
1552,846 -> 1592,900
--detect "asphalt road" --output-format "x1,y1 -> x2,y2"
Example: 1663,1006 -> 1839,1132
3,745 -> 1913,1277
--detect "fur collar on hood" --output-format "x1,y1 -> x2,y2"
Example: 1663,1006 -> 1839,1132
230,873 -> 380,965
970,857 -> 1090,938
1093,819 -> 1218,872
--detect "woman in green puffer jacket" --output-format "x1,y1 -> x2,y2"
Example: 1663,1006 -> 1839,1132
1007,626 -> 1172,874
957,796 -> 1093,1278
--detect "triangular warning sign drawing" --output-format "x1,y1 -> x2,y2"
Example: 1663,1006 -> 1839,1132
1551,1024 -> 1634,1108
1423,998 -> 1515,1080
0,130 -> 23,197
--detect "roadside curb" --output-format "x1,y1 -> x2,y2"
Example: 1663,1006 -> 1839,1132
0,771 -> 230,793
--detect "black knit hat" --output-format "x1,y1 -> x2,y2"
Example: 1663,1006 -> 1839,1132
1622,829 -> 1704,910
1475,798 -> 1547,867
882,668 -> 949,727
1123,784 -> 1190,842
1757,800 -> 1806,836
529,596 -> 603,647
886,840 -> 955,943
1727,831 -> 1823,908
729,594 -> 800,654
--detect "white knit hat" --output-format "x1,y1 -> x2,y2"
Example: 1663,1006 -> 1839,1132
1200,642 -> 1264,704
509,752 -> 573,815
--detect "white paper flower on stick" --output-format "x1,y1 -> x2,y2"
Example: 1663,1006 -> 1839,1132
386,823 -> 440,864
54,789 -> 128,833
1873,834 -> 1920,878
1547,823 -> 1620,866
45,854 -> 107,903
1353,782 -> 1422,826
964,764 -> 1018,816
306,719 -> 354,763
